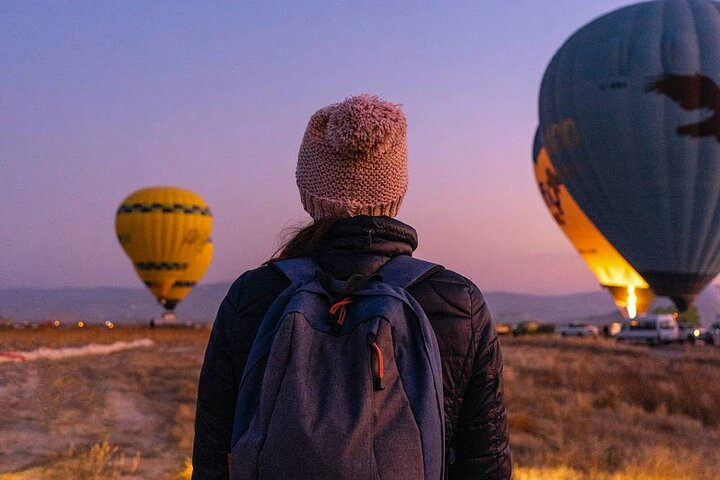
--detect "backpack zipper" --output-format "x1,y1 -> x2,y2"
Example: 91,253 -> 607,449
329,297 -> 353,333
368,334 -> 385,391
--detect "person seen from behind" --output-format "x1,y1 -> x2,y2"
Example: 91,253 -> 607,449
192,94 -> 512,479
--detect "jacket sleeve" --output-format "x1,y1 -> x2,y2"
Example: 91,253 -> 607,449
448,284 -> 512,480
192,292 -> 241,480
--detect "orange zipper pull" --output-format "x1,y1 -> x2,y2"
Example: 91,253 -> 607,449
329,297 -> 353,332
369,339 -> 385,391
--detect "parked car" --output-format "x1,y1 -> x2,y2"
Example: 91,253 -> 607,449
678,324 -> 708,344
697,322 -> 720,345
558,322 -> 599,337
678,321 -> 704,343
512,320 -> 555,336
513,320 -> 539,336
495,323 -> 512,335
601,322 -> 623,337
616,314 -> 681,345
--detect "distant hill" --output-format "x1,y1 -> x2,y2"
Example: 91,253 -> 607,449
0,283 -> 229,324
488,287 -> 720,325
2,282 -> 719,326
485,291 -> 619,324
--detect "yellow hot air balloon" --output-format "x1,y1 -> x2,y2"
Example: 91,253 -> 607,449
115,186 -> 212,311
533,132 -> 654,318
164,239 -> 213,310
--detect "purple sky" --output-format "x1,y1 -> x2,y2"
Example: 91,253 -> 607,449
1,1 -> 637,293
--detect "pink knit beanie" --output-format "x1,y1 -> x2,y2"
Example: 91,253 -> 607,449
296,94 -> 408,220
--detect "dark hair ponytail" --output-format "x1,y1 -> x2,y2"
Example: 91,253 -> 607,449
270,218 -> 338,261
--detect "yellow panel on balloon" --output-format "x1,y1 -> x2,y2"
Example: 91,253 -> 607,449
164,240 -> 213,310
534,146 -> 653,317
115,186 -> 212,309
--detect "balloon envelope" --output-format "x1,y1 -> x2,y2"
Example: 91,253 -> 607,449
533,129 -> 654,317
115,186 -> 212,310
164,240 -> 213,310
539,0 -> 720,310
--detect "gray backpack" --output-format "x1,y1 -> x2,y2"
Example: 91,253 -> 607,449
230,255 -> 446,479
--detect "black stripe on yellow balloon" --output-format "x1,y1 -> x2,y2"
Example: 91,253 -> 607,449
172,281 -> 197,287
117,203 -> 212,216
135,262 -> 189,271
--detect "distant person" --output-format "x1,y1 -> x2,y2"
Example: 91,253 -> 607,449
192,95 -> 511,479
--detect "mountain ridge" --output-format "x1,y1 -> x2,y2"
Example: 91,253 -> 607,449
2,282 -> 718,325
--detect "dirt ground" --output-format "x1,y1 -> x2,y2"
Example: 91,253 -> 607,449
1,327 -> 719,479
0,328 -> 204,479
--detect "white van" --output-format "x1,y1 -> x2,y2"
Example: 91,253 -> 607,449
616,314 -> 681,345
558,322 -> 599,337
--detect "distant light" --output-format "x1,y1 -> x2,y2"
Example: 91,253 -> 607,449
694,329 -> 700,337
53,320 -> 60,327
77,321 -> 85,328
105,321 -> 114,329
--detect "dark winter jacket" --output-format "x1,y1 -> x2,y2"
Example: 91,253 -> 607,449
192,215 -> 512,479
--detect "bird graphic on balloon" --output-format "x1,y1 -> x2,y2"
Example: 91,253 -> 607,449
645,73 -> 720,143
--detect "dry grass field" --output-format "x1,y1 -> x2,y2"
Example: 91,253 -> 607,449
1,327 -> 719,479
503,336 -> 720,480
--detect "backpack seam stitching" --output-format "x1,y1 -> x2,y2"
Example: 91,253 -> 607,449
253,314 -> 297,477
389,315 -> 428,480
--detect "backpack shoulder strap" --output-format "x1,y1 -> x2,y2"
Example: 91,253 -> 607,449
379,255 -> 444,290
269,257 -> 319,284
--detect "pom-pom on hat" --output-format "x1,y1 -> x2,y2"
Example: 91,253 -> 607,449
296,94 -> 408,220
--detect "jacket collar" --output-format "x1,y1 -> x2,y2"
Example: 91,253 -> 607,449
311,215 -> 418,278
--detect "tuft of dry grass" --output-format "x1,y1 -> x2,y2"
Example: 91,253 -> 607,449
0,442 -> 141,480
51,441 -> 141,480
513,444 -> 705,479
179,458 -> 193,480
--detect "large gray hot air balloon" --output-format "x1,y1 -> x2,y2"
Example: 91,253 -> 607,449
539,0 -> 720,310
